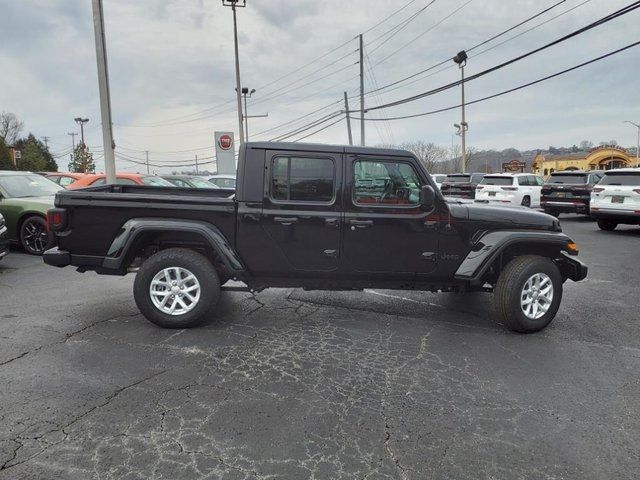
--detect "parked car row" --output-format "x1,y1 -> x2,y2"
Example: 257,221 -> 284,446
43,172 -> 237,190
437,167 -> 640,232
0,170 -> 237,257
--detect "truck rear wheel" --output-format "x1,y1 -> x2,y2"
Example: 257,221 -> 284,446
133,248 -> 220,328
494,255 -> 562,333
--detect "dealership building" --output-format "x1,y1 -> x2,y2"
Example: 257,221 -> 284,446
531,146 -> 638,177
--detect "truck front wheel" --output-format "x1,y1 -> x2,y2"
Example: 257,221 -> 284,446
494,255 -> 562,333
133,248 -> 220,328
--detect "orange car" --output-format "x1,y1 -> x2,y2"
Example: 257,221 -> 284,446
44,172 -> 86,188
67,173 -> 176,189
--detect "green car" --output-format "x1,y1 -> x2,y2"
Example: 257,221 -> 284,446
0,171 -> 63,255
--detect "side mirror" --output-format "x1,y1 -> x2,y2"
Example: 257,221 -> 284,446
419,185 -> 435,210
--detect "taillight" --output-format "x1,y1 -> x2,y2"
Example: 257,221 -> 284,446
633,189 -> 640,194
47,208 -> 67,232
592,187 -> 604,193
501,187 -> 518,191
476,186 -> 484,190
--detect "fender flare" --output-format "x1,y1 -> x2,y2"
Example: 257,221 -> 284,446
454,230 -> 577,283
102,218 -> 245,273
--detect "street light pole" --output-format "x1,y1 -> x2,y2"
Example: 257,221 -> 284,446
624,121 -> 640,166
67,132 -> 77,151
242,87 -> 255,142
222,0 -> 246,145
453,50 -> 468,173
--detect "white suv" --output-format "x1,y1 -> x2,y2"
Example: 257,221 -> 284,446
590,168 -> 640,231
475,173 -> 544,208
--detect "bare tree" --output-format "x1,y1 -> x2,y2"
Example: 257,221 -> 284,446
400,140 -> 447,173
579,140 -> 594,151
465,146 -> 478,172
0,112 -> 24,145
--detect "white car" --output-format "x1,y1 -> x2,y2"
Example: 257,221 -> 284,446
475,173 -> 544,208
430,174 -> 447,190
205,174 -> 236,189
590,168 -> 640,231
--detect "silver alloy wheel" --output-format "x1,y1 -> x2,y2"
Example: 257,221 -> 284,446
520,272 -> 553,320
149,267 -> 201,316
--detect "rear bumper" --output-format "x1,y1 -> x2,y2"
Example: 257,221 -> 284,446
43,247 -> 71,267
590,208 -> 640,224
541,200 -> 589,213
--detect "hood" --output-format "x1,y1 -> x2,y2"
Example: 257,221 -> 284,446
452,199 -> 561,231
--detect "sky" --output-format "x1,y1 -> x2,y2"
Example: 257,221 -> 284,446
0,0 -> 639,173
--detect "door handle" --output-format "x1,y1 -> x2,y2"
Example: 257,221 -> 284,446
349,219 -> 373,229
325,218 -> 339,228
274,216 -> 298,226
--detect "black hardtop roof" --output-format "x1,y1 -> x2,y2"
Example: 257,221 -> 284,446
245,141 -> 414,158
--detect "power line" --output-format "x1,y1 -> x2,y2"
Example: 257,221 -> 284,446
357,1 -> 640,113
363,0 -> 574,97
270,111 -> 343,142
293,116 -> 346,142
353,39 -> 640,121
372,0 -> 476,68
116,0 -> 422,129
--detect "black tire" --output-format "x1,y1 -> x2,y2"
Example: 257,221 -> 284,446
20,215 -> 53,255
597,219 -> 617,231
521,196 -> 531,208
494,255 -> 563,333
133,248 -> 220,328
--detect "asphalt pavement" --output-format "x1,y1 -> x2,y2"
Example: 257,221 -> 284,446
0,215 -> 639,479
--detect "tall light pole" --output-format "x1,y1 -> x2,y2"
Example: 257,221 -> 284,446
222,0 -> 246,145
624,121 -> 640,166
453,50 -> 468,173
74,117 -> 89,173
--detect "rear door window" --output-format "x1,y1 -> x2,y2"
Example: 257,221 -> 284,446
547,174 -> 588,184
271,156 -> 335,203
444,175 -> 471,183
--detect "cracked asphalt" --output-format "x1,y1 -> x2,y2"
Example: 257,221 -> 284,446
0,215 -> 639,479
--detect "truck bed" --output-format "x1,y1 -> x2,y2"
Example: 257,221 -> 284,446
54,185 -> 237,257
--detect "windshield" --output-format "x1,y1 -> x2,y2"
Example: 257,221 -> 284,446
444,175 -> 471,183
599,173 -> 640,186
141,176 -> 176,187
188,177 -> 217,188
480,176 -> 513,186
546,174 -> 588,184
0,174 -> 63,198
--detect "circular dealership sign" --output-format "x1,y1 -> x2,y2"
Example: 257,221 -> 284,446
218,134 -> 233,150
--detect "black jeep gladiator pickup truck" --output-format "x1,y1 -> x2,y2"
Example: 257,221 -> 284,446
44,142 -> 587,333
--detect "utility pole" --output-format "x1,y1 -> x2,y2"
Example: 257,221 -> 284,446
41,136 -> 50,149
68,132 -> 77,150
195,154 -> 199,174
453,50 -> 469,173
145,150 -> 150,174
624,121 -> 640,166
74,117 -> 89,173
359,34 -> 365,147
91,0 -> 116,184
343,91 -> 353,146
222,0 -> 246,145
